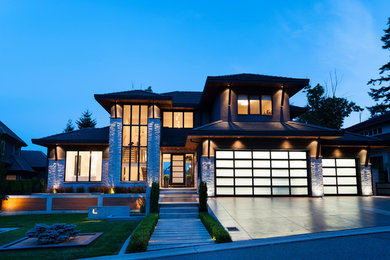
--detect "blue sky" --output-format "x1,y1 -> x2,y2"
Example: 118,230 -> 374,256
0,0 -> 389,152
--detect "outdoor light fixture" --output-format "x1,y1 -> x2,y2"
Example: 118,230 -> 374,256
92,208 -> 98,215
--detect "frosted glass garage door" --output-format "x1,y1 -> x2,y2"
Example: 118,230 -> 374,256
322,158 -> 358,195
215,150 -> 309,196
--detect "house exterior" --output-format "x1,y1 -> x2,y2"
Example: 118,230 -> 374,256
346,113 -> 390,194
0,121 -> 47,181
33,74 -> 383,197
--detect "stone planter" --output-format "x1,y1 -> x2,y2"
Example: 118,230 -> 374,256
163,178 -> 169,188
186,176 -> 192,187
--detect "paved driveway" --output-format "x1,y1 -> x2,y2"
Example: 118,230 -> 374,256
208,196 -> 390,241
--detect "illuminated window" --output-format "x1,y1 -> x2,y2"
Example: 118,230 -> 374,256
163,111 -> 193,128
65,151 -> 102,182
261,95 -> 272,115
237,95 -> 248,115
249,96 -> 260,114
122,105 -> 148,182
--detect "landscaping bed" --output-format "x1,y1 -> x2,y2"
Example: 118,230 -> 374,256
127,213 -> 159,253
0,214 -> 139,260
199,212 -> 232,243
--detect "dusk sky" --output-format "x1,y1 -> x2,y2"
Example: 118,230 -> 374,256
1,0 -> 389,152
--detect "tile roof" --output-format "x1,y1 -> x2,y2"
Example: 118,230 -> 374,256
0,121 -> 27,146
21,150 -> 47,168
32,127 -> 109,146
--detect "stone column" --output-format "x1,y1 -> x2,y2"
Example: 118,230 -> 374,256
147,118 -> 161,187
310,157 -> 324,197
108,117 -> 123,187
47,159 -> 65,190
201,156 -> 215,197
360,164 -> 373,196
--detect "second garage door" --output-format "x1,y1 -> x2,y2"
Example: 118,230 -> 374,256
322,158 -> 359,195
215,150 -> 310,196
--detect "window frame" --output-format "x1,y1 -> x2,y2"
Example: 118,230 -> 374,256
64,150 -> 103,183
121,104 -> 149,182
237,95 -> 273,116
162,111 -> 194,128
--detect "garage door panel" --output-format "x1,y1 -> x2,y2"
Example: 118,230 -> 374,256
323,158 -> 358,195
215,150 -> 309,196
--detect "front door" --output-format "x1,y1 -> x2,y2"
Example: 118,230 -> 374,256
171,155 -> 185,185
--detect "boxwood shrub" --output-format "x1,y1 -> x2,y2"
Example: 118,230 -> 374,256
198,181 -> 208,212
200,212 -> 232,243
127,213 -> 159,253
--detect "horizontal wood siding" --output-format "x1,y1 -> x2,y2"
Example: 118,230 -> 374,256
52,197 -> 97,211
1,198 -> 46,211
103,197 -> 144,210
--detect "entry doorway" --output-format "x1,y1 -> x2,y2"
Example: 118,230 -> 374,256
162,153 -> 194,187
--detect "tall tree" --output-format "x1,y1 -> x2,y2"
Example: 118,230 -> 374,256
63,119 -> 75,133
297,84 -> 363,130
76,110 -> 97,129
367,17 -> 390,117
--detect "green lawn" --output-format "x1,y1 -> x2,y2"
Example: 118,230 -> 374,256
0,214 -> 140,260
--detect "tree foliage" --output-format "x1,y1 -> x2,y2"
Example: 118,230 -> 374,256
144,86 -> 153,93
297,84 -> 363,130
76,110 -> 97,129
63,119 -> 75,133
0,134 -> 8,205
367,17 -> 390,117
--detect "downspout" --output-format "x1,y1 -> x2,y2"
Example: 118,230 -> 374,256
280,85 -> 286,122
316,137 -> 321,160
228,84 -> 232,122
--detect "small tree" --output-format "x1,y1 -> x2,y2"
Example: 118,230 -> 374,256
198,181 -> 208,212
63,119 -> 75,133
76,110 -> 97,129
149,182 -> 160,213
297,83 -> 363,129
367,17 -> 390,117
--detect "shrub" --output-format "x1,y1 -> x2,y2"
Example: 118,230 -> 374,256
140,200 -> 145,213
48,188 -> 56,193
26,223 -> 79,244
150,182 -> 159,213
100,186 -> 111,194
5,180 -> 35,194
56,187 -> 65,193
114,186 -> 127,193
76,187 -> 85,193
199,212 -> 232,243
127,213 -> 158,252
40,178 -> 46,193
88,186 -> 100,193
198,181 -> 208,212
64,187 -> 74,193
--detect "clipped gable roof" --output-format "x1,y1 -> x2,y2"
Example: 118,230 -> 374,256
0,121 -> 27,146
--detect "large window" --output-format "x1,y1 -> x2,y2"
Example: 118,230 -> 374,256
122,105 -> 148,182
237,95 -> 272,115
65,151 -> 102,182
163,111 -> 193,128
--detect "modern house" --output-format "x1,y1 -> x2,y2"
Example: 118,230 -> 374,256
346,113 -> 390,194
0,121 -> 47,181
33,74 -> 383,197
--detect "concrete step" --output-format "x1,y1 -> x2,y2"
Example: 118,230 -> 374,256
160,207 -> 198,214
159,197 -> 198,203
159,202 -> 198,208
147,241 -> 214,251
377,188 -> 390,195
160,189 -> 197,194
159,212 -> 199,219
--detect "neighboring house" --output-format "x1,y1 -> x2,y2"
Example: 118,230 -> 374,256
0,121 -> 47,180
346,113 -> 390,194
33,73 -> 383,196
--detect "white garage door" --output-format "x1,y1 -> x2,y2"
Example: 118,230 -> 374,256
322,158 -> 358,195
215,150 -> 309,196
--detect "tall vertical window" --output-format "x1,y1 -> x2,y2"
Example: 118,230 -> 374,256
163,111 -> 193,128
65,151 -> 102,182
238,95 -> 272,115
122,105 -> 148,182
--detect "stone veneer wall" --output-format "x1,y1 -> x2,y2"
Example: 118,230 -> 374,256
360,165 -> 373,196
108,117 -> 123,187
310,157 -> 324,197
47,160 -> 65,190
201,156 -> 215,196
146,118 -> 161,187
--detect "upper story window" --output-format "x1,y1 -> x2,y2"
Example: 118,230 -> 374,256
163,111 -> 193,128
122,105 -> 148,182
237,95 -> 272,115
65,151 -> 102,182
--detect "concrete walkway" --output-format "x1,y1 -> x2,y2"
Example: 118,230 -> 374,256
147,219 -> 214,251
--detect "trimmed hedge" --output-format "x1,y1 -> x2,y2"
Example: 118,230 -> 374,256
127,213 -> 159,253
198,181 -> 208,212
149,182 -> 159,213
200,212 -> 232,243
5,180 -> 33,194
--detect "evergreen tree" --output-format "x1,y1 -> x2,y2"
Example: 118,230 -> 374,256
297,84 -> 363,130
144,86 -> 153,93
76,110 -> 97,129
63,119 -> 75,133
367,17 -> 390,117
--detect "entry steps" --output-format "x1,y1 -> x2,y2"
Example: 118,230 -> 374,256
159,189 -> 199,219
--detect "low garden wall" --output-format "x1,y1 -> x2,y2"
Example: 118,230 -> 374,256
1,193 -> 145,213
